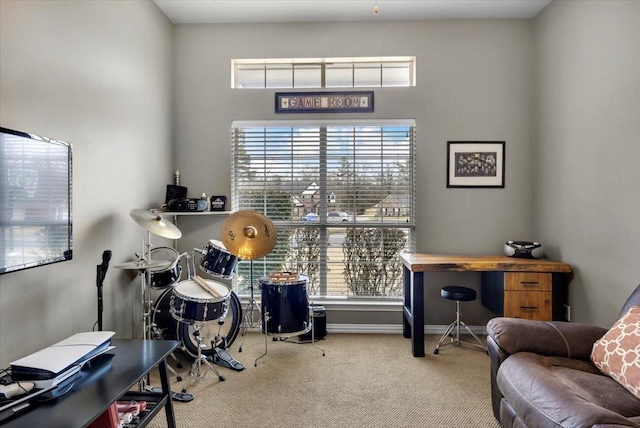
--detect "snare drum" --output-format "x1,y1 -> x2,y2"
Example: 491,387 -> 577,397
147,247 -> 181,289
260,272 -> 311,336
153,287 -> 241,358
170,279 -> 230,324
199,239 -> 240,279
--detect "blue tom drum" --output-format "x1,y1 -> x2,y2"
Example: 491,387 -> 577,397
147,246 -> 181,289
199,239 -> 240,279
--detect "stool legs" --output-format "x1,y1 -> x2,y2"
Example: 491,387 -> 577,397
434,301 -> 487,354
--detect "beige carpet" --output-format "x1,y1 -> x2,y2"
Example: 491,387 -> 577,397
148,333 -> 500,428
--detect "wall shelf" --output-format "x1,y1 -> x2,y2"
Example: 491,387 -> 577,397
152,210 -> 232,216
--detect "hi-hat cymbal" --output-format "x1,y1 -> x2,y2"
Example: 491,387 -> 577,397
114,259 -> 171,270
221,210 -> 277,260
129,209 -> 182,239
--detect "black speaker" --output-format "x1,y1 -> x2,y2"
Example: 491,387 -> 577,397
165,184 -> 187,204
298,305 -> 327,342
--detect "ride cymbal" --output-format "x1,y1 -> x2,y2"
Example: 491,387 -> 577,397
221,210 -> 277,260
114,259 -> 171,270
129,209 -> 182,239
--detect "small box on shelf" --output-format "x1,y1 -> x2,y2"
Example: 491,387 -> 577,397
210,196 -> 227,211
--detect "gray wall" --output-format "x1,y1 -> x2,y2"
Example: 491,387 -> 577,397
0,0 -> 174,367
171,19 -> 535,327
533,0 -> 640,327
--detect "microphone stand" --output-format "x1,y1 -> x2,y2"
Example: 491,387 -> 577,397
96,265 -> 104,331
96,250 -> 112,332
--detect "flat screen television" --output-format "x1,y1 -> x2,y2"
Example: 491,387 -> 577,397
0,126 -> 73,274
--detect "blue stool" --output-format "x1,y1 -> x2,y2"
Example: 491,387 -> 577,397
434,286 -> 487,354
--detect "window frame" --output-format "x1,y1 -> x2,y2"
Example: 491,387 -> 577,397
232,57 -> 416,89
230,119 -> 416,302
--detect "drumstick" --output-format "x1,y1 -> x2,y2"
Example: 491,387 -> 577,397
193,275 -> 222,298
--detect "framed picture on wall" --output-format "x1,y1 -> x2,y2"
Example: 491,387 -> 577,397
447,141 -> 505,188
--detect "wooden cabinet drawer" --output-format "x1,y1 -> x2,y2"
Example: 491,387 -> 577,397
504,291 -> 552,320
505,272 -> 551,291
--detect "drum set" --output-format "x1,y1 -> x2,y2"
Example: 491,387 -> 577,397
115,208 -> 325,392
115,210 -> 243,393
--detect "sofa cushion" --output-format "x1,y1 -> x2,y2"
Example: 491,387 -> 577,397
591,306 -> 640,399
497,352 -> 640,427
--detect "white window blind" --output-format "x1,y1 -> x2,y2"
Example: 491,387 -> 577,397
231,120 -> 416,298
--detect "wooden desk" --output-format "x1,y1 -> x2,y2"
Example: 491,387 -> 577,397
400,254 -> 572,357
2,339 -> 180,427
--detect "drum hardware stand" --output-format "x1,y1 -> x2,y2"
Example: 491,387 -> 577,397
255,305 -> 325,367
254,309 -> 271,366
148,323 -> 183,381
181,323 -> 225,393
208,307 -> 246,371
182,249 -> 245,372
237,260 -> 259,353
136,236 -> 186,396
279,305 -> 326,354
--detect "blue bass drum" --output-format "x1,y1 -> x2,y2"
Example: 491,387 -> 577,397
259,273 -> 312,337
152,286 -> 241,358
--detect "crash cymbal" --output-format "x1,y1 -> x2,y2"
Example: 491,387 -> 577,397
221,210 -> 277,260
129,209 -> 182,239
114,259 -> 171,270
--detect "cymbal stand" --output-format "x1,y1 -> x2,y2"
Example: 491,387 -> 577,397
189,249 -> 198,280
137,235 -> 179,387
148,251 -> 190,380
237,260 -> 259,353
181,323 -> 225,393
254,309 -> 270,366
134,235 -> 153,390
141,235 -> 152,341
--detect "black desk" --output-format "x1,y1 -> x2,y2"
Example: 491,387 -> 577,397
2,339 -> 180,428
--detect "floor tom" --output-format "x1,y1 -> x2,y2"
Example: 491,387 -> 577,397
259,273 -> 311,336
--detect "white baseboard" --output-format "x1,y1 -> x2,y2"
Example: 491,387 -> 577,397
327,324 -> 487,335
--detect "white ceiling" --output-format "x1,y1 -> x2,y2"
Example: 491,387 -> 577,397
154,0 -> 552,24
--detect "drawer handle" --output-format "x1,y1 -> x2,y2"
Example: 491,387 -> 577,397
520,306 -> 539,311
520,281 -> 539,286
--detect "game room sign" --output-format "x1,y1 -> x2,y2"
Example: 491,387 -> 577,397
275,91 -> 374,113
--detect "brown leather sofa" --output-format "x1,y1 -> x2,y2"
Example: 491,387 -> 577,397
486,284 -> 640,428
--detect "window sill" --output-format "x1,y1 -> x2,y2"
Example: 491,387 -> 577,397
240,296 -> 403,312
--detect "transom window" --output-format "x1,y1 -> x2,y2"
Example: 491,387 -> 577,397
230,120 -> 416,300
232,57 -> 416,89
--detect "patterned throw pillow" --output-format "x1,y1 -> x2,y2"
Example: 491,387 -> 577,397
591,306 -> 640,399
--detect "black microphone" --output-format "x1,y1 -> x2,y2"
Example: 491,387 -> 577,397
100,250 -> 112,277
